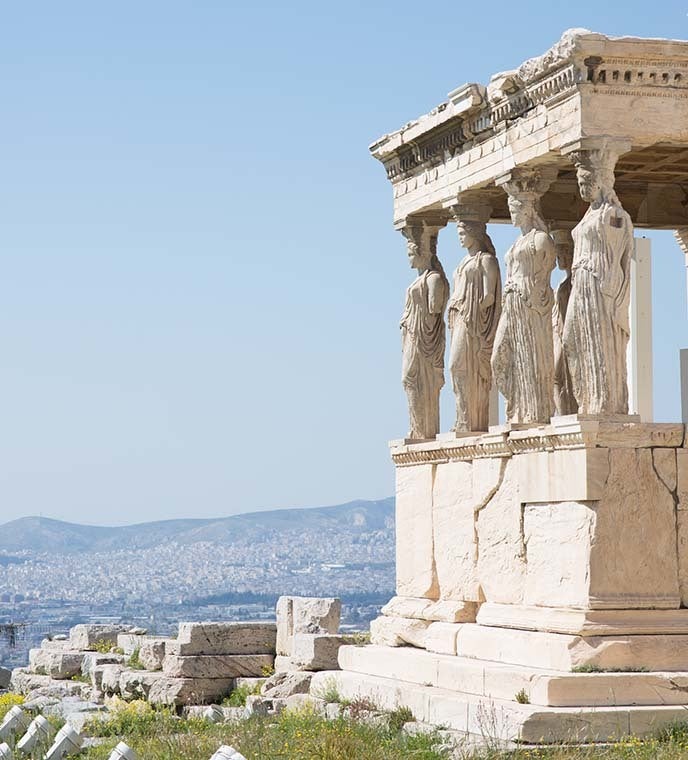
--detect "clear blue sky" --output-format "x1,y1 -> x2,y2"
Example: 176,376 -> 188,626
0,1 -> 687,525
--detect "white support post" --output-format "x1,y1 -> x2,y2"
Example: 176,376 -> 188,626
627,237 -> 653,422
681,349 -> 688,424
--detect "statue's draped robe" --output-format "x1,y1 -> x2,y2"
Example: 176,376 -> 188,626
563,202 -> 633,415
491,230 -> 555,424
552,274 -> 578,416
400,269 -> 449,439
448,252 -> 502,431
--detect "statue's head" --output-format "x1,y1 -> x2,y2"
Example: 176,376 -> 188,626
572,143 -> 619,204
457,220 -> 496,256
551,229 -> 574,271
402,224 -> 428,270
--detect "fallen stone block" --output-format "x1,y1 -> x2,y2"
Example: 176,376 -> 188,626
291,634 -> 348,671
261,671 -> 313,699
81,653 -> 125,679
274,655 -> 297,672
221,706 -> 246,722
16,714 -> 56,754
162,654 -> 273,679
139,639 -> 167,671
108,742 -> 139,760
116,634 -> 147,656
167,622 -> 277,656
0,668 -> 9,690
29,649 -> 85,680
119,670 -> 163,701
98,665 -> 125,694
244,695 -> 285,717
148,677 -> 235,706
70,625 -> 129,652
21,696 -> 60,712
293,597 -> 341,635
284,693 -> 326,715
10,668 -> 85,700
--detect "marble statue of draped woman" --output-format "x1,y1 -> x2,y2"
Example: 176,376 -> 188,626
491,200 -> 556,424
400,230 -> 449,439
563,198 -> 633,415
448,223 -> 501,431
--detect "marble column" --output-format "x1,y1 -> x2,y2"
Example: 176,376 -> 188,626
562,137 -> 634,417
491,167 -> 557,424
399,217 -> 449,440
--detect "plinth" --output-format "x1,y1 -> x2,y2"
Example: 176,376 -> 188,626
312,417 -> 688,742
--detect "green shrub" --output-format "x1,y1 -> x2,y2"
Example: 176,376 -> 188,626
0,693 -> 24,722
127,647 -> 144,670
222,682 -> 262,707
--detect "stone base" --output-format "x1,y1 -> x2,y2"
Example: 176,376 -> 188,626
456,623 -> 688,671
316,645 -> 688,742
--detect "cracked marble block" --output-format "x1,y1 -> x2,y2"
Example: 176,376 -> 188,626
389,419 -> 686,638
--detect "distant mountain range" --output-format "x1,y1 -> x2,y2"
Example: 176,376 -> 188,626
0,498 -> 395,555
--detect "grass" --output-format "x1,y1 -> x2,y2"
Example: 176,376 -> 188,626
80,702 -> 446,760
127,647 -> 145,670
222,682 -> 263,708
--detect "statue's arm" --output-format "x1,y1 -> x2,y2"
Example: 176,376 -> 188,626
481,256 -> 500,309
427,272 -> 448,315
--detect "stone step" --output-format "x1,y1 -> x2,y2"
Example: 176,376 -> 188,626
338,645 -> 688,707
311,669 -> 688,743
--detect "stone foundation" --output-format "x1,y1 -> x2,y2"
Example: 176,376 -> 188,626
321,419 -> 688,742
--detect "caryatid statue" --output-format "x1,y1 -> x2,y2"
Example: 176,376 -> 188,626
551,228 -> 578,416
400,220 -> 450,440
491,168 -> 557,424
562,139 -> 634,416
447,211 -> 502,432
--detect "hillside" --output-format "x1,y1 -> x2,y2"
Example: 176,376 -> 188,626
0,498 -> 395,554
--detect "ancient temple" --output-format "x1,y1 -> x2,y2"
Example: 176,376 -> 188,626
312,30 -> 688,742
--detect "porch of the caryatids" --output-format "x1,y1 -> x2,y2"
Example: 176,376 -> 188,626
399,215 -> 449,440
491,167 -> 558,425
444,194 -> 502,433
561,137 -> 634,417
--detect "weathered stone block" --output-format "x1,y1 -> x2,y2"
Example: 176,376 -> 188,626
290,634 -> 347,671
276,597 -> 294,656
70,624 -> 128,652
139,639 -> 167,671
162,654 -> 274,679
431,459 -> 479,602
167,622 -> 276,656
117,634 -> 148,656
0,668 -> 10,690
98,665 -> 125,694
369,616 -> 431,648
424,623 -> 461,656
29,649 -> 85,680
261,671 -> 313,698
81,653 -> 125,679
147,677 -> 235,706
119,670 -> 163,700
293,598 -> 341,635
476,461 -> 525,605
396,464 -> 438,598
